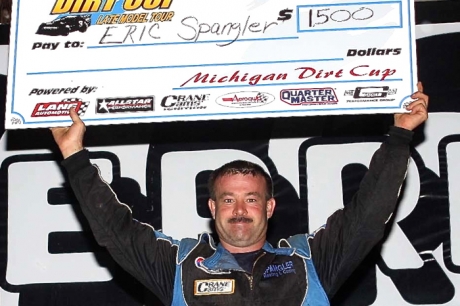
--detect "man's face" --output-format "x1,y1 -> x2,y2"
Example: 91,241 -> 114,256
208,173 -> 275,252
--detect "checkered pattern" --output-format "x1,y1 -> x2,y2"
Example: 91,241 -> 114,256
256,92 -> 269,103
388,88 -> 398,95
61,98 -> 90,116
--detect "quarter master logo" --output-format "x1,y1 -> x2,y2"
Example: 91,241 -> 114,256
280,88 -> 338,105
344,86 -> 397,103
96,96 -> 154,114
31,99 -> 89,117
216,91 -> 275,108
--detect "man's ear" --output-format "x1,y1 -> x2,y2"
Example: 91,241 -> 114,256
208,199 -> 216,219
266,198 -> 276,219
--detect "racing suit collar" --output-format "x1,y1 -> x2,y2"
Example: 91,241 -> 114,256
201,240 -> 296,272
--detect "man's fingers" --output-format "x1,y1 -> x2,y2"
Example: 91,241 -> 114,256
50,126 -> 67,132
408,94 -> 429,109
411,91 -> 428,100
410,103 -> 427,113
50,109 -> 84,140
411,82 -> 429,107
417,82 -> 424,93
49,126 -> 69,142
411,104 -> 429,122
69,108 -> 81,124
50,126 -> 66,133
406,99 -> 427,110
406,101 -> 428,121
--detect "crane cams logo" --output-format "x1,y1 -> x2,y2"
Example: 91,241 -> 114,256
96,96 -> 154,114
31,98 -> 89,117
161,94 -> 210,111
280,88 -> 338,106
216,92 -> 275,108
194,279 -> 235,296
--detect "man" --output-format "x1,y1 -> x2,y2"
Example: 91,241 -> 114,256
51,83 -> 428,305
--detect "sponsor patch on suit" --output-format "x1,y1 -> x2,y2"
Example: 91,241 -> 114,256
194,279 -> 235,296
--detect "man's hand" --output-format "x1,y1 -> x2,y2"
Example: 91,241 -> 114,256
394,82 -> 429,131
50,108 -> 86,159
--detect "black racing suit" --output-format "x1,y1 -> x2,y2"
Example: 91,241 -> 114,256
62,126 -> 412,305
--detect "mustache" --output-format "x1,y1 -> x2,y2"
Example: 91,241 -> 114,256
228,217 -> 253,224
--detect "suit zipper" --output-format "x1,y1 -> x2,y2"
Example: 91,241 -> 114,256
245,252 -> 266,290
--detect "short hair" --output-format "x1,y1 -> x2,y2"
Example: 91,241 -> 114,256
208,160 -> 273,201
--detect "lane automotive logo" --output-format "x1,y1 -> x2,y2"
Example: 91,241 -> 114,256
161,94 -> 209,111
31,99 -> 89,117
96,96 -> 154,114
194,279 -> 235,296
216,91 -> 275,108
280,88 -> 338,105
347,48 -> 402,56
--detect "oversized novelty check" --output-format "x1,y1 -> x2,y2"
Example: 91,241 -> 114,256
6,0 -> 417,129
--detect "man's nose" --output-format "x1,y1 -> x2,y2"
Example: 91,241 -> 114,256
233,200 -> 248,216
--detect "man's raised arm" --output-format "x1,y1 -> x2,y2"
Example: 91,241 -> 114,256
51,109 -> 177,305
309,83 -> 429,298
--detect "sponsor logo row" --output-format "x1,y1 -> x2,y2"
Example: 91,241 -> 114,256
29,86 -> 397,118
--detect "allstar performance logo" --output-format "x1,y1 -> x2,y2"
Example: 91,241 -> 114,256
96,96 -> 154,114
31,98 -> 89,117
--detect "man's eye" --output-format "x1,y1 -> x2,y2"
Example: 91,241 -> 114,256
247,198 -> 257,203
223,199 -> 233,203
